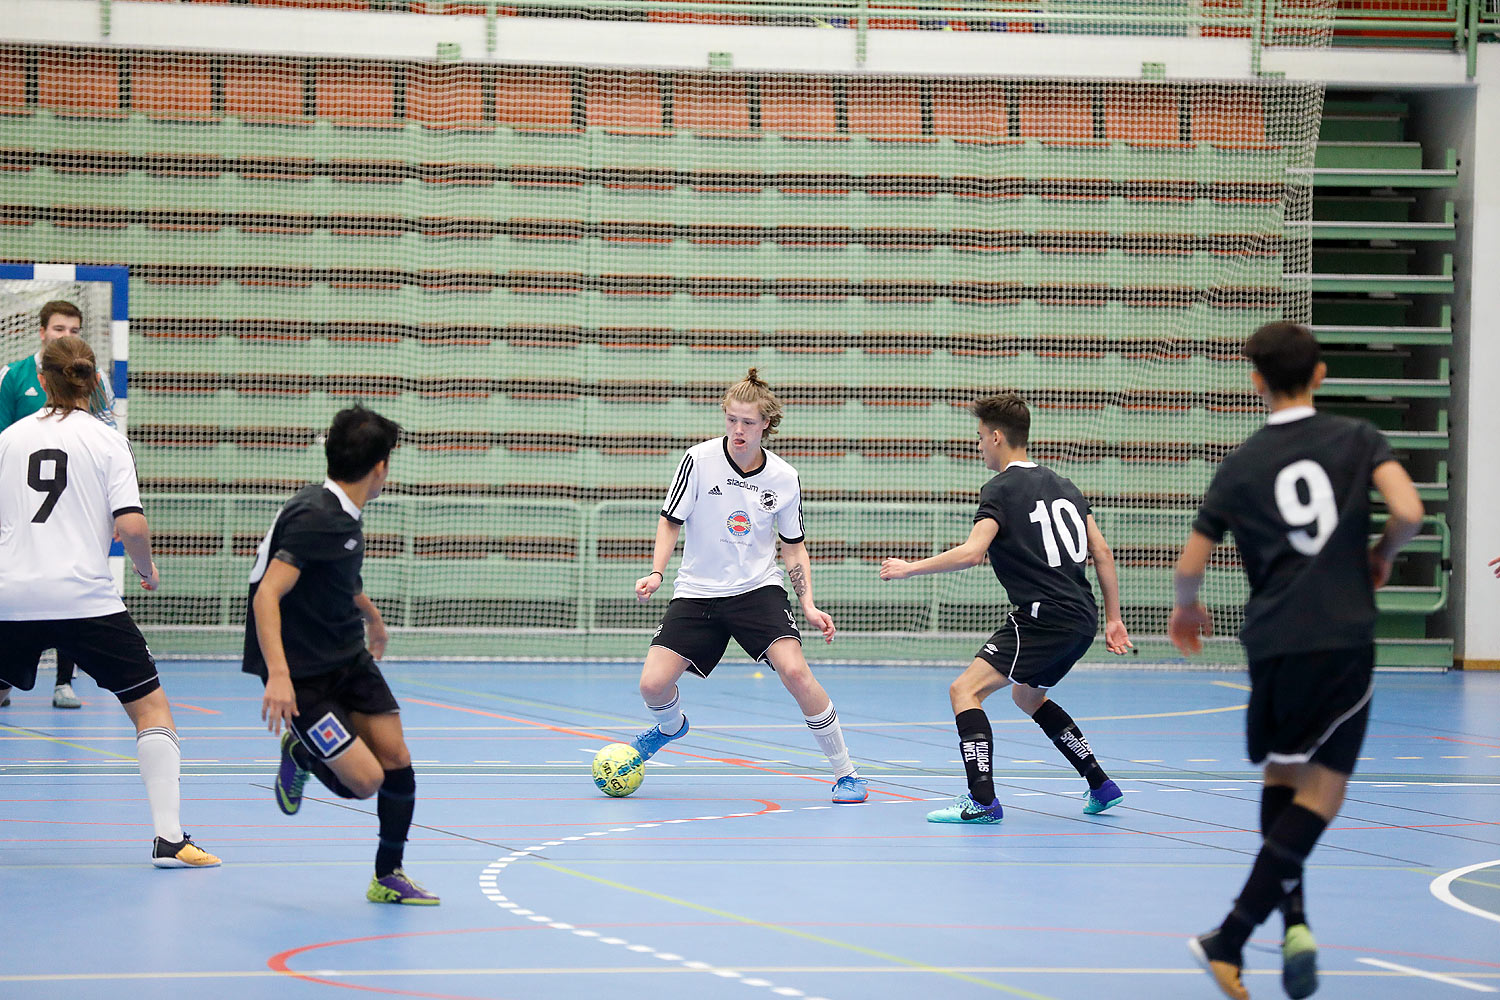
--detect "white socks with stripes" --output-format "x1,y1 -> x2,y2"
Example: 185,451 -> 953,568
646,687 -> 686,737
136,727 -> 184,842
805,703 -> 857,779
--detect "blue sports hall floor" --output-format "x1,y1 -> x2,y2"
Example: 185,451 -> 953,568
2,661 -> 1497,1000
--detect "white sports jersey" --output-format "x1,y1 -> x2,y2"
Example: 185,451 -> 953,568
0,410 -> 141,619
660,437 -> 805,599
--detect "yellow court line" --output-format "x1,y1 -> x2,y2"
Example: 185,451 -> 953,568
405,678 -> 1246,733
7,966 -> 1495,984
531,858 -> 1059,1000
402,678 -> 838,764
0,724 -> 133,760
1212,680 -> 1253,692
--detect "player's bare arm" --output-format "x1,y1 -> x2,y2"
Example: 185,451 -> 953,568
253,557 -> 302,733
1492,555 -> 1500,579
635,516 -> 683,601
780,539 -> 836,642
354,592 -> 388,660
1369,459 -> 1424,589
1085,514 -> 1132,654
880,517 -> 998,580
1168,531 -> 1216,654
113,511 -> 159,592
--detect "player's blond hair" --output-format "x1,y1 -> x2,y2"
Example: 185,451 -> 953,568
40,336 -> 107,418
722,368 -> 783,436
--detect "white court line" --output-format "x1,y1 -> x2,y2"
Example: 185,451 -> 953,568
1430,859 -> 1500,927
1358,958 -> 1498,993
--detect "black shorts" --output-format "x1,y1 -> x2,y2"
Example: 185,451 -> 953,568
976,611 -> 1095,689
651,585 -> 801,678
275,650 -> 400,763
1246,644 -> 1373,774
0,612 -> 160,704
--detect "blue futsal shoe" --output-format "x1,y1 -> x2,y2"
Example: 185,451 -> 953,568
926,793 -> 1003,824
831,775 -> 868,804
1083,778 -> 1124,815
631,716 -> 689,762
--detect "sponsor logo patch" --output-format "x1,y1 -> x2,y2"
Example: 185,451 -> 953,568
726,510 -> 752,536
307,712 -> 353,756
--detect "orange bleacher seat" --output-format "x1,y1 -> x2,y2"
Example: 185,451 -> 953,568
847,78 -> 924,138
759,77 -> 838,136
586,70 -> 666,135
0,49 -> 28,116
932,80 -> 1008,139
37,49 -> 125,118
315,59 -> 400,127
1190,88 -> 1272,149
674,73 -> 752,134
407,64 -> 488,130
1018,82 -> 1097,144
131,54 -> 215,122
494,68 -> 575,131
1104,87 -> 1188,149
223,56 -> 306,123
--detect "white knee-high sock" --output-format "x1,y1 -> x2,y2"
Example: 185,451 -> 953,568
136,727 -> 184,842
805,703 -> 857,779
646,687 -> 686,736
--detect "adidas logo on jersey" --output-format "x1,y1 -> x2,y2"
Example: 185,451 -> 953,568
24,387 -> 37,396
708,485 -> 722,495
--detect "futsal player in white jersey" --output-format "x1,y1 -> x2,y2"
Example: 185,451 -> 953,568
631,369 -> 868,803
0,336 -> 220,868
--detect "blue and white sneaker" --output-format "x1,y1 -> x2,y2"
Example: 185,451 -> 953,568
831,775 -> 868,804
926,793 -> 1003,824
631,716 -> 689,762
1083,778 -> 1124,815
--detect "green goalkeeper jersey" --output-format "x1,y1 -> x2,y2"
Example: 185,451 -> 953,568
0,352 -> 116,428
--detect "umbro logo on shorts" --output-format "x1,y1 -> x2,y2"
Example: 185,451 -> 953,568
708,485 -> 722,495
984,644 -> 998,654
307,712 -> 353,756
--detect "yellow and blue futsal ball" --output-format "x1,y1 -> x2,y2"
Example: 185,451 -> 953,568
592,742 -> 644,798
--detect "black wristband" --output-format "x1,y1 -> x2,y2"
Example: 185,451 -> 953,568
647,570 -> 663,579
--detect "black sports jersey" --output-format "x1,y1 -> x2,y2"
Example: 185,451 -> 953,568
242,482 -> 368,679
1193,409 -> 1395,661
974,462 -> 1098,635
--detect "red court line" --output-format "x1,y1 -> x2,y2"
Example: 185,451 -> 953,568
404,697 -> 922,801
1433,734 -> 1500,750
169,701 -> 222,715
270,927 -> 533,1000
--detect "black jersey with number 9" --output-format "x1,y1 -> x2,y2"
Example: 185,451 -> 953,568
1193,410 -> 1395,661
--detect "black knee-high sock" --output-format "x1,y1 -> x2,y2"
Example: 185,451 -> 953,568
1219,803 -> 1328,955
375,766 -> 417,878
289,738 -> 359,799
1031,700 -> 1107,790
1261,784 -> 1307,928
954,708 -> 995,805
55,653 -> 75,687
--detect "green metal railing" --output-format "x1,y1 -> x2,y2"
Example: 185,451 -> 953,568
111,1 -> 1495,75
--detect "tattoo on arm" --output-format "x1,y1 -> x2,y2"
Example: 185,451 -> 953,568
788,564 -> 808,599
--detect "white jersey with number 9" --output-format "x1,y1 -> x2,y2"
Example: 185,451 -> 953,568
0,410 -> 141,620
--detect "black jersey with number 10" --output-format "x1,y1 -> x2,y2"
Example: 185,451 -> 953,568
1192,410 -> 1395,661
974,462 -> 1099,636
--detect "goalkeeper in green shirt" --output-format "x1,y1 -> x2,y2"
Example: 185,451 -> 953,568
0,299 -> 116,710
